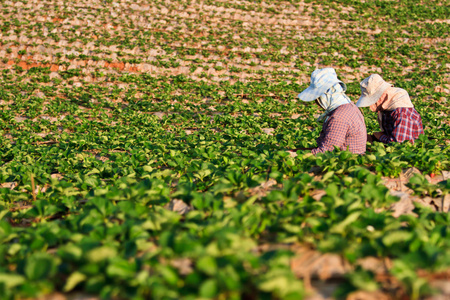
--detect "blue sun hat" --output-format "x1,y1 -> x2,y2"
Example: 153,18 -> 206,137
298,68 -> 347,102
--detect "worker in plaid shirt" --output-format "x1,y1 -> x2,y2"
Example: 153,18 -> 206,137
297,68 -> 367,155
356,74 -> 424,143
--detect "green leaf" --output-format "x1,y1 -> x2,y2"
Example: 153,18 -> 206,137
322,171 -> 334,181
366,154 -> 377,162
348,269 -> 379,292
196,256 -> 217,276
258,275 -> 290,292
326,183 -> 339,197
383,230 -> 413,247
330,211 -> 362,234
199,278 -> 218,298
106,258 -> 137,279
25,253 -> 57,281
0,273 -> 25,289
57,244 -> 83,261
0,209 -> 9,221
83,176 -> 99,187
143,165 -> 153,172
159,266 -> 179,286
63,271 -> 86,292
87,246 -> 117,263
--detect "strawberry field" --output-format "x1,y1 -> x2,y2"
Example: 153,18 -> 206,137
0,0 -> 449,299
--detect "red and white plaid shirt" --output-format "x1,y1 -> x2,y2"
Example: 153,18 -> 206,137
378,107 -> 424,143
312,103 -> 367,155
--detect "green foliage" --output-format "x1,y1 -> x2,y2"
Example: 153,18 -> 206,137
0,0 -> 449,299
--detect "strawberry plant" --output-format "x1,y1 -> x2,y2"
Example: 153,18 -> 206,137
0,0 -> 449,299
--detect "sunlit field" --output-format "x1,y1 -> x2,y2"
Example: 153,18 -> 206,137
0,0 -> 449,299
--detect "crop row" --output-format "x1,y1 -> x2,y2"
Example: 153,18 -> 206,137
0,0 -> 449,299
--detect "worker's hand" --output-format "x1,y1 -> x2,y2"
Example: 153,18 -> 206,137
367,134 -> 374,143
373,132 -> 384,140
287,150 -> 298,158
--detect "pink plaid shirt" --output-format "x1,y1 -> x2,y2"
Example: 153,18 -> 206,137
378,108 -> 424,143
312,103 -> 367,155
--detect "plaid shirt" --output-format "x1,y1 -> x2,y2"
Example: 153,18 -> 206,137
378,107 -> 424,143
312,103 -> 367,155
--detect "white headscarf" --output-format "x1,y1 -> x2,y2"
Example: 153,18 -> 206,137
316,83 -> 351,122
370,86 -> 414,131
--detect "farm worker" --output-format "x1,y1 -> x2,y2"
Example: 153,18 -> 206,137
356,74 -> 424,143
297,68 -> 367,155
